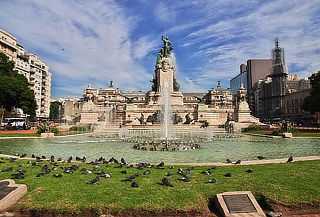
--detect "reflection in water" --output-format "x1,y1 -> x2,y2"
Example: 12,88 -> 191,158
0,135 -> 319,163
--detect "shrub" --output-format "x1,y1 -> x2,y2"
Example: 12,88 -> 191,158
37,127 -> 47,134
69,126 -> 88,131
242,126 -> 264,132
288,128 -> 298,133
50,128 -> 60,135
272,129 -> 282,136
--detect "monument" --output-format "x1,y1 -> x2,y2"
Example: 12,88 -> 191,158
76,36 -> 260,132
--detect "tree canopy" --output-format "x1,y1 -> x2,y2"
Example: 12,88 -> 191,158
302,71 -> 320,115
0,53 -> 37,117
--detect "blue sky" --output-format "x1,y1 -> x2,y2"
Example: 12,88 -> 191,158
0,0 -> 319,99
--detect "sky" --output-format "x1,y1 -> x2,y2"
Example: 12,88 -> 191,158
0,0 -> 319,99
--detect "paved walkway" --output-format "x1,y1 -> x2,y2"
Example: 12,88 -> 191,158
0,154 -> 319,166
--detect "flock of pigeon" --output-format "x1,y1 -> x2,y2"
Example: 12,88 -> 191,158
0,154 -> 294,188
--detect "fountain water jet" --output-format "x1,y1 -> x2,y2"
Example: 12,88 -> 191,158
160,80 -> 173,140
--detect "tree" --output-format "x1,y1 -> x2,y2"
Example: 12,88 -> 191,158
302,71 -> 320,117
49,101 -> 64,121
0,53 -> 37,117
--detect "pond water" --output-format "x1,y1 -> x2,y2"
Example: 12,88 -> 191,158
0,135 -> 319,163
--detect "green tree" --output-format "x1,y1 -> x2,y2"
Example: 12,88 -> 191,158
0,53 -> 36,117
49,101 -> 64,121
302,71 -> 320,115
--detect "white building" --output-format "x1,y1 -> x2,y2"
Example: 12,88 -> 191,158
0,29 -> 52,118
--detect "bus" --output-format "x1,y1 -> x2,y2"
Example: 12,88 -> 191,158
1,118 -> 28,130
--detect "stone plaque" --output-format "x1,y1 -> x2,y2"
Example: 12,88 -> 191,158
215,191 -> 266,217
0,179 -> 27,212
223,194 -> 257,213
0,181 -> 18,200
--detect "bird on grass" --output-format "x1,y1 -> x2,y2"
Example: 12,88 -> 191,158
205,179 -> 217,184
100,174 -> 112,178
287,156 -> 293,163
246,169 -> 254,173
257,156 -> 266,160
224,172 -> 232,177
162,178 -> 173,187
156,162 -> 164,168
143,170 -> 151,175
131,181 -> 139,188
53,174 -> 63,178
178,177 -> 190,182
87,176 -> 100,184
226,159 -> 232,163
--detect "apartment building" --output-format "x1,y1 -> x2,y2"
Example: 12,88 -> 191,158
0,29 -> 51,118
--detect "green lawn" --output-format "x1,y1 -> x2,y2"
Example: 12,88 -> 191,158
0,158 -> 319,213
292,132 -> 320,137
0,133 -> 40,137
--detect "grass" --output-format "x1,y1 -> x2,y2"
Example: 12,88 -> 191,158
243,130 -> 273,135
0,133 -> 40,137
0,158 -> 319,213
292,132 -> 320,137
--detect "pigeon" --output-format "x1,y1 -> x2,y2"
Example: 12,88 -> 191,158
166,172 -> 174,176
31,154 -> 36,158
121,170 -> 127,174
234,160 -> 241,165
226,159 -> 232,163
53,174 -> 63,178
41,156 -> 46,159
36,172 -> 46,177
287,156 -> 293,163
224,172 -> 232,177
143,170 -> 151,175
100,174 -> 112,178
178,177 -> 190,182
257,156 -> 266,160
20,153 -> 27,158
177,168 -> 184,176
156,162 -> 164,168
50,156 -> 55,162
202,169 -> 212,175
168,166 -> 174,169
246,169 -> 254,173
11,172 -> 25,179
2,167 -> 13,172
131,181 -> 139,188
67,156 -> 72,163
128,173 -> 141,180
87,176 -> 100,184
205,179 -> 217,184
162,178 -> 173,187
121,157 -> 126,165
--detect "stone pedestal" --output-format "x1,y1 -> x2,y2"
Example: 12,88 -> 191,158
40,133 -> 54,138
282,132 -> 292,138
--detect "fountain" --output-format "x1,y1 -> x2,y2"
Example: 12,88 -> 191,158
160,80 -> 173,140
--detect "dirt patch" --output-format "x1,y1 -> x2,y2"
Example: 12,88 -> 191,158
271,202 -> 320,216
10,209 -> 216,217
3,203 -> 320,217
0,130 -> 37,134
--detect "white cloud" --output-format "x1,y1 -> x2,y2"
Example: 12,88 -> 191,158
0,0 -> 154,97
